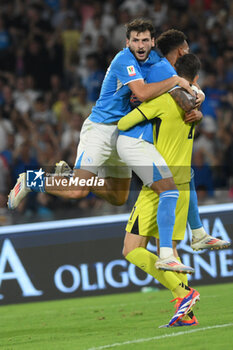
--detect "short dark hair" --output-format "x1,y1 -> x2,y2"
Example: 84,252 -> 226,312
156,29 -> 187,56
175,53 -> 201,81
126,18 -> 155,39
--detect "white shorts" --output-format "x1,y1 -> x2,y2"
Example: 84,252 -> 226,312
74,119 -> 132,178
116,135 -> 172,186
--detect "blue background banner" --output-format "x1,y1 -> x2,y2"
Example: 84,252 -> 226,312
0,204 -> 232,305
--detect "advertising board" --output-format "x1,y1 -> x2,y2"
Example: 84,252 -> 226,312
0,204 -> 232,305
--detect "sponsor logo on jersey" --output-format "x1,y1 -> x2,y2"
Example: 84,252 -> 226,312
127,65 -> 136,76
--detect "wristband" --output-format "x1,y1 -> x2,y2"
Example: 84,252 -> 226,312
198,89 -> 205,99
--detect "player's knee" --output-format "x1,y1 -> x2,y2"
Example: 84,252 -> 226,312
66,189 -> 89,199
110,192 -> 129,206
111,197 -> 126,206
151,177 -> 177,194
122,245 -> 129,257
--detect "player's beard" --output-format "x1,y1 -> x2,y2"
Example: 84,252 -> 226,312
129,47 -> 150,62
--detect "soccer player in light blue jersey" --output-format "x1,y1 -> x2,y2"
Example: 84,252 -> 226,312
117,30 -> 199,272
8,19 -> 193,210
117,30 -> 230,273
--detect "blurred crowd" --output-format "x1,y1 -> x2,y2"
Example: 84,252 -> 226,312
0,0 -> 233,225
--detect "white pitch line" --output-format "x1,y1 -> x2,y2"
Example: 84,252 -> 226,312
86,323 -> 233,350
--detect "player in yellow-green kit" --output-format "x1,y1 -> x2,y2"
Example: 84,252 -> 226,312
118,53 -> 202,327
119,53 -> 200,250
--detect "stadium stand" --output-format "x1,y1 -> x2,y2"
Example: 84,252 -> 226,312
0,0 -> 232,224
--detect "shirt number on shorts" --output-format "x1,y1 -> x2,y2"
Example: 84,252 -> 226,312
129,206 -> 137,220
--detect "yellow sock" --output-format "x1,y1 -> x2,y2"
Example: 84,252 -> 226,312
126,247 -> 182,292
172,284 -> 190,299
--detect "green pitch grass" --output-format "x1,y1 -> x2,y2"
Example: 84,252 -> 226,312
1,283 -> 232,350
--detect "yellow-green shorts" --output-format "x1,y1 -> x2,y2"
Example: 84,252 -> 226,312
126,182 -> 190,241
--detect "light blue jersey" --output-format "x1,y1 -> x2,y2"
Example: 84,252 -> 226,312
89,48 -> 161,124
119,58 -> 177,143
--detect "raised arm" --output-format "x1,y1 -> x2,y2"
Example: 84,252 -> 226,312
118,106 -> 148,131
118,96 -> 164,131
169,87 -> 196,112
128,76 -> 195,102
118,86 -> 199,132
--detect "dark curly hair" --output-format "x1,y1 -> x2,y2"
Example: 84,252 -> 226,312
156,29 -> 187,56
126,18 -> 155,39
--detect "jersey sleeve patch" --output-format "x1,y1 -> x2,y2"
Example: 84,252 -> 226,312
127,65 -> 136,76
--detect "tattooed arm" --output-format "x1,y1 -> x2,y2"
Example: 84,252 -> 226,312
118,88 -> 197,131
169,87 -> 197,112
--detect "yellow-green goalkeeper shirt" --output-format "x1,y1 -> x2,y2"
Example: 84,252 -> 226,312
118,92 -> 195,184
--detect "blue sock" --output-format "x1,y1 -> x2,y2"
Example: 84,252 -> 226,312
188,176 -> 202,229
157,190 -> 179,248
